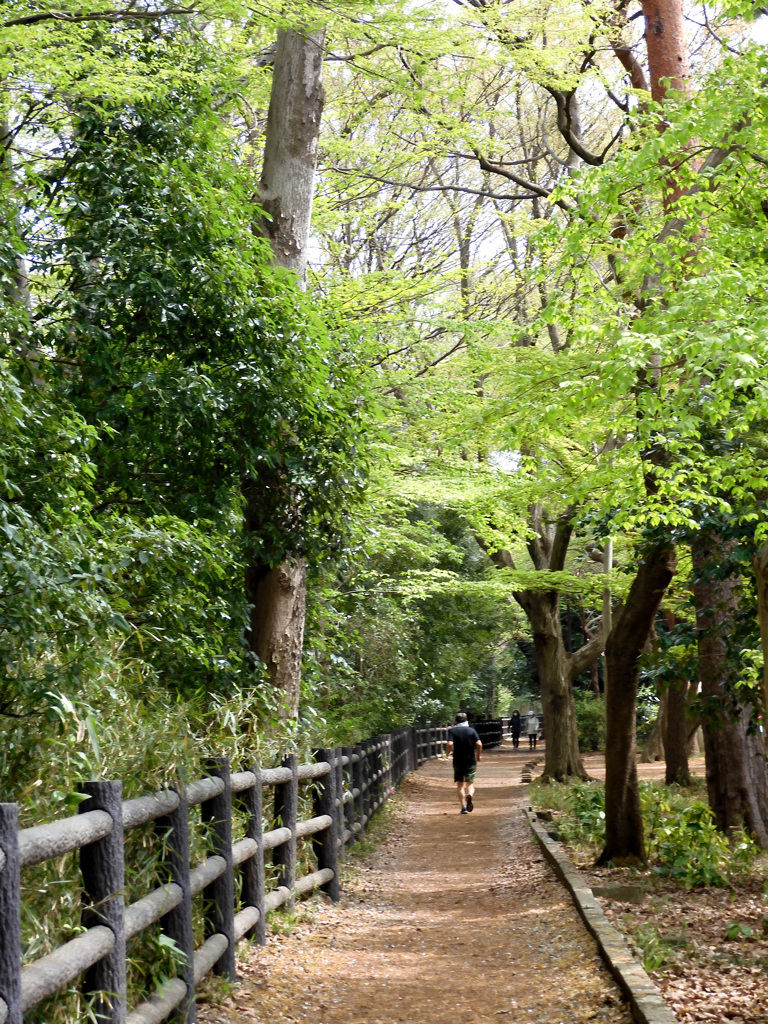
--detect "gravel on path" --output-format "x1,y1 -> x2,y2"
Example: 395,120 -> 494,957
199,743 -> 634,1024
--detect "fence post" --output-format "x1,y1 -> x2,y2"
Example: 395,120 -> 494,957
371,741 -> 378,815
342,746 -> 355,845
334,747 -> 346,857
79,781 -> 127,1024
0,804 -> 21,1024
239,764 -> 266,946
201,757 -> 236,979
352,744 -> 364,840
273,754 -> 298,908
313,749 -> 340,902
371,739 -> 380,813
361,741 -> 371,827
157,778 -> 196,1024
376,741 -> 382,811
410,726 -> 417,771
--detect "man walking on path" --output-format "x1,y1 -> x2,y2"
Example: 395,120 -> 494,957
445,712 -> 482,813
527,711 -> 539,750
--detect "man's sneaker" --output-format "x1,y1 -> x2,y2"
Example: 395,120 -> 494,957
461,805 -> 468,814
466,794 -> 474,812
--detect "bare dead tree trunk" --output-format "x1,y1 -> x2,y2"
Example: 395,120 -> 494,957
692,532 -> 768,848
245,27 -> 325,716
599,543 -> 676,866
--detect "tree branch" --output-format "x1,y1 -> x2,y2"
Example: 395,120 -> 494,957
5,5 -> 197,28
610,41 -> 650,93
544,87 -> 605,166
473,149 -> 559,201
329,166 -> 534,202
475,535 -> 517,571
568,633 -> 605,680
549,512 -> 575,573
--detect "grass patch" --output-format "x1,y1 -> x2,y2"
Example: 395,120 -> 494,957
628,921 -> 690,973
342,790 -> 405,872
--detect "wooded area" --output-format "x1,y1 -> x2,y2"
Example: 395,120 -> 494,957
3,0 -> 768,906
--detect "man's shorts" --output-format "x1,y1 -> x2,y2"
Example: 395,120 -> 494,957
454,763 -> 477,783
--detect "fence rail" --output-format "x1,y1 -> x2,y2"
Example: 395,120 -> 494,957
0,722 -> 508,1024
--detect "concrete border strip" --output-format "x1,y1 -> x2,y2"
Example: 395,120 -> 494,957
524,809 -> 678,1024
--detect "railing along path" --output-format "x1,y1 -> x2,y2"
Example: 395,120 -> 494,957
0,720 -> 505,1024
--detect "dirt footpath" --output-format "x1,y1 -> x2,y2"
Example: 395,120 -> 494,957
199,743 -> 633,1024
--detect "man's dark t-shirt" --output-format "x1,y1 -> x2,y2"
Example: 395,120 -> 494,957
448,724 -> 481,766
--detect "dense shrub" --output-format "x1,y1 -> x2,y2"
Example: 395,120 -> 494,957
533,779 -> 759,888
574,691 -> 605,752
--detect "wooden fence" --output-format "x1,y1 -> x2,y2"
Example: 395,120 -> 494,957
0,721 -> 501,1024
0,720 -> 506,1024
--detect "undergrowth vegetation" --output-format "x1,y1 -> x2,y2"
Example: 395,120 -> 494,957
8,679 -> 327,1023
531,778 -> 761,889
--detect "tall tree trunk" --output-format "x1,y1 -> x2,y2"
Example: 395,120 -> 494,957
245,27 -> 325,716
516,591 -> 587,781
479,507 -> 604,782
2,121 -> 32,330
692,532 -> 768,848
258,28 -> 326,280
664,679 -> 690,785
661,610 -> 690,784
641,0 -> 691,105
598,542 -> 676,865
752,540 -> 768,727
599,0 -> 691,865
581,603 -> 601,695
640,0 -> 768,842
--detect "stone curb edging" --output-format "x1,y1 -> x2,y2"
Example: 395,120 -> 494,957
524,809 -> 678,1024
